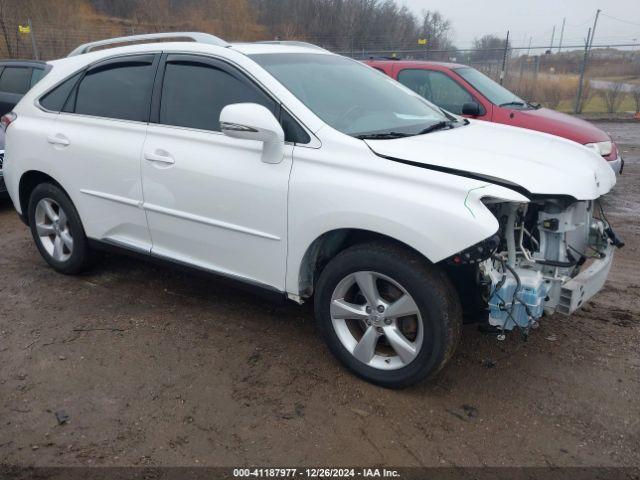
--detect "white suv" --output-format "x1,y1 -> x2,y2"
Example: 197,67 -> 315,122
2,33 -> 621,387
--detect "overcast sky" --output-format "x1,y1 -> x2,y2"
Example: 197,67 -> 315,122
402,0 -> 640,51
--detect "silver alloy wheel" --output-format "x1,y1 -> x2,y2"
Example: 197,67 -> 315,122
34,197 -> 74,262
330,271 -> 424,370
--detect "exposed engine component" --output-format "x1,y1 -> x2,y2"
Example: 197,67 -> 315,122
445,234 -> 500,266
487,256 -> 550,330
447,197 -> 622,334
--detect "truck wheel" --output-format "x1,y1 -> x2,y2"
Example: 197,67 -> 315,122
28,183 -> 94,275
314,241 -> 462,388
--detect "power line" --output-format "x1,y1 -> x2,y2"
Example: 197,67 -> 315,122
335,42 -> 640,55
566,15 -> 596,28
600,12 -> 640,28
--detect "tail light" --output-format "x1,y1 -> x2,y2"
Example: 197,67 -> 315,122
1,112 -> 17,131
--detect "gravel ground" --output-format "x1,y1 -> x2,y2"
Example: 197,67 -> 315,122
0,122 -> 638,468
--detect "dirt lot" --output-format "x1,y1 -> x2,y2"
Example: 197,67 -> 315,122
1,122 -> 639,468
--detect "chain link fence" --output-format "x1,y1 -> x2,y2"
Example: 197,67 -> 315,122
1,18 -> 639,116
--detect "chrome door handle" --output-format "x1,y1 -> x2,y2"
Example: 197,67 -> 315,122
144,150 -> 175,165
47,134 -> 70,146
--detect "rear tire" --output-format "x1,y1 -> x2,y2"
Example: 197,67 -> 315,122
28,183 -> 94,275
314,242 -> 462,388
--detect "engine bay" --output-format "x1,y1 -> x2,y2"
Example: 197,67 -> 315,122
447,197 -> 623,335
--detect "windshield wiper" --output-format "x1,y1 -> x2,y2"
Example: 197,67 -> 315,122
417,120 -> 456,135
355,132 -> 412,140
357,119 -> 465,140
499,101 -> 527,108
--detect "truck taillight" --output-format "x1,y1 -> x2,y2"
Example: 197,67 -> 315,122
1,112 -> 17,131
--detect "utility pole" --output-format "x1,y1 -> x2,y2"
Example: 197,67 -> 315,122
527,36 -> 532,56
27,19 -> 39,60
549,25 -> 556,52
500,30 -> 510,85
558,17 -> 566,52
589,9 -> 601,50
574,27 -> 592,114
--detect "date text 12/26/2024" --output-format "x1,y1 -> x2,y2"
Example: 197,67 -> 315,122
233,468 -> 401,478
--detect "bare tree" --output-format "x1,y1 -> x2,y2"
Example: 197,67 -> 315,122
632,87 -> 640,114
598,82 -> 627,114
471,34 -> 509,62
0,0 -> 456,60
250,0 -> 454,53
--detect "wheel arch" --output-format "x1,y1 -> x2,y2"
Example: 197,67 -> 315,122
18,170 -> 68,225
296,228 -> 429,300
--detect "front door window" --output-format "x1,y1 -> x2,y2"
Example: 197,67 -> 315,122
398,69 -> 474,115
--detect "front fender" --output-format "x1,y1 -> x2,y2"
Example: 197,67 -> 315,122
285,150 -> 529,296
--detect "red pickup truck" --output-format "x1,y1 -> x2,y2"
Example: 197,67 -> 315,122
365,59 -> 623,174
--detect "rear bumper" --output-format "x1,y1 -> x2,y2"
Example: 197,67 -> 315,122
608,155 -> 624,176
557,243 -> 615,315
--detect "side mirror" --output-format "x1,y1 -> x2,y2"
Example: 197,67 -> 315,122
461,102 -> 482,116
220,103 -> 285,164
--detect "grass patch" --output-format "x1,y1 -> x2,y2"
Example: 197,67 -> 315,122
557,95 -> 637,113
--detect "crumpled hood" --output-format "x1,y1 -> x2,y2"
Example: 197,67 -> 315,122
365,120 -> 615,200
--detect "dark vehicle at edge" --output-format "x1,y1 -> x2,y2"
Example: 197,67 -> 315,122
0,59 -> 50,197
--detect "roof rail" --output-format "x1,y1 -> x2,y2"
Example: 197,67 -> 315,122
67,32 -> 229,57
256,40 -> 328,52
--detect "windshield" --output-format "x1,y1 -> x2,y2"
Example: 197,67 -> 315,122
250,53 -> 450,137
454,67 -> 527,107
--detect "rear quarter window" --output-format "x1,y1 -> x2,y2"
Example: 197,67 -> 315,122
39,72 -> 83,112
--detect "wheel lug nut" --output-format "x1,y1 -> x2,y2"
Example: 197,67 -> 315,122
377,305 -> 385,313
384,318 -> 392,325
365,306 -> 372,314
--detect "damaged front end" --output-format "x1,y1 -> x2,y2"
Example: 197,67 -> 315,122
447,197 -> 623,335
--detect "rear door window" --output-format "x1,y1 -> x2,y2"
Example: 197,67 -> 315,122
73,54 -> 157,122
398,69 -> 474,115
0,67 -> 32,94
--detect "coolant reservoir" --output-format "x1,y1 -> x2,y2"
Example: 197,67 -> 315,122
488,269 -> 549,329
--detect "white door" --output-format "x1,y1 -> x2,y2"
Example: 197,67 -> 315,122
46,54 -> 159,251
141,54 -> 293,290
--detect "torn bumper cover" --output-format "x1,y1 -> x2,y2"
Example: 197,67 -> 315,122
557,242 -> 615,314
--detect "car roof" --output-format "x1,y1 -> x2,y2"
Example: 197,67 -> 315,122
67,39 -> 329,58
45,41 -> 333,70
366,59 -> 469,70
40,40 -> 335,81
0,59 -> 49,68
230,42 -> 332,55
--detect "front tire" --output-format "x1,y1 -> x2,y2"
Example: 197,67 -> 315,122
28,183 -> 94,275
314,242 -> 462,388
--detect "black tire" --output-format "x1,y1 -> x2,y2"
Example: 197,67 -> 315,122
27,183 -> 94,275
314,241 -> 462,388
